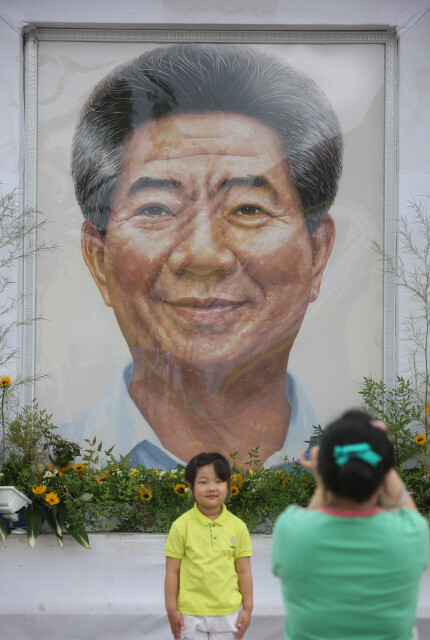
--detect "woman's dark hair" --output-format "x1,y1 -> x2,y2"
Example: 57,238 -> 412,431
185,451 -> 231,490
318,410 -> 394,503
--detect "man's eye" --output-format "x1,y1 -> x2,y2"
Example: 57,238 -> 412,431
233,205 -> 264,216
229,204 -> 270,226
136,205 -> 173,218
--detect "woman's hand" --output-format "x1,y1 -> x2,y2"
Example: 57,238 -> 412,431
299,446 -> 326,509
299,446 -> 320,478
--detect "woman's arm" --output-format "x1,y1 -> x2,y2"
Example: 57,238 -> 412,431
299,447 -> 326,510
379,468 -> 418,511
165,556 -> 184,640
235,556 -> 253,639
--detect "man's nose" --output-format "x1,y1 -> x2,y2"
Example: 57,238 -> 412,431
167,210 -> 236,277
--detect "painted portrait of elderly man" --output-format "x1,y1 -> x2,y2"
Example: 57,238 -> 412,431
32,36 -> 385,471
61,43 -> 341,469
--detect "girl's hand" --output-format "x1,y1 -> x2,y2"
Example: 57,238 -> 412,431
237,608 -> 251,639
167,609 -> 184,640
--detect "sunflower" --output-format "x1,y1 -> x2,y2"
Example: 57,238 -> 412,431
230,485 -> 239,496
0,375 -> 11,387
32,484 -> 47,495
231,473 -> 243,487
74,463 -> 85,472
174,483 -> 186,496
45,492 -> 60,505
282,477 -> 290,486
414,434 -> 427,446
128,469 -> 139,477
96,475 -> 106,483
48,465 -> 57,473
426,404 -> 430,415
139,487 -> 152,501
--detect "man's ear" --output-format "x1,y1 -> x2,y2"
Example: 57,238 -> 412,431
309,214 -> 335,303
81,220 -> 113,307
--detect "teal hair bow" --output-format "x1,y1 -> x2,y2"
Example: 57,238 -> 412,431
333,442 -> 382,467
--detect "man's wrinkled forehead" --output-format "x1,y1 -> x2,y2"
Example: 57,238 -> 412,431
118,112 -> 290,187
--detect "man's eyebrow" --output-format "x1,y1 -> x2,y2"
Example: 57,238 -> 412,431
217,175 -> 278,200
127,176 -> 182,197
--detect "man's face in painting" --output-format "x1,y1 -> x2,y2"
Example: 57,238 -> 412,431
82,112 -> 335,372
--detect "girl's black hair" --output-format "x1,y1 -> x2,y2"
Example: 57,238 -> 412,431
185,452 -> 231,489
318,410 -> 394,503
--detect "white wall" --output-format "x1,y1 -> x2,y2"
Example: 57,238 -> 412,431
0,0 -> 429,380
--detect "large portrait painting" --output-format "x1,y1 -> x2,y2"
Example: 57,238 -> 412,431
24,30 -> 396,469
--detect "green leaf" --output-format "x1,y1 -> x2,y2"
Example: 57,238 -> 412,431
65,523 -> 91,550
43,507 -> 63,547
55,502 -> 67,528
25,505 -> 43,548
79,492 -> 93,503
0,517 -> 8,547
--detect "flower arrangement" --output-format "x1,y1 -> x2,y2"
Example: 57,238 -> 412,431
0,407 -> 316,549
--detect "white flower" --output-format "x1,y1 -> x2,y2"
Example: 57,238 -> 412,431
43,471 -> 55,478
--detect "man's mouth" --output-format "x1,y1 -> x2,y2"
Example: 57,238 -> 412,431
163,297 -> 247,325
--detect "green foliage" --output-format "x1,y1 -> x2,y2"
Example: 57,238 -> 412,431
7,401 -> 56,470
359,376 -> 421,467
1,432 -> 316,547
227,464 -> 315,532
400,467 -> 430,522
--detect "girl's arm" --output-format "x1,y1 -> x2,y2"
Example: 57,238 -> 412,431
165,556 -> 184,640
235,556 -> 253,639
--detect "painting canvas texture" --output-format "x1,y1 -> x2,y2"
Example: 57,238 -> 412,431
34,38 -> 385,469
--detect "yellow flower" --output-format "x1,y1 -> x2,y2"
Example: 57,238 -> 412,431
63,461 -> 73,471
96,475 -> 106,483
74,463 -> 85,472
170,473 -> 177,479
231,473 -> 243,487
32,484 -> 47,495
56,471 -> 64,477
414,434 -> 427,446
174,483 -> 186,496
48,465 -> 57,473
128,469 -> 139,477
0,375 -> 11,387
45,492 -> 60,505
139,488 -> 152,501
230,485 -> 239,496
426,404 -> 430,415
282,477 -> 290,486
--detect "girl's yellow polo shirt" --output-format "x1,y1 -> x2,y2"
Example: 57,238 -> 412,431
165,503 -> 252,615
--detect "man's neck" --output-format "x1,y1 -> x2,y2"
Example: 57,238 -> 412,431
128,354 -> 292,467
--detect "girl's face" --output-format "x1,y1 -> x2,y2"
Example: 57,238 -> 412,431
190,463 -> 229,514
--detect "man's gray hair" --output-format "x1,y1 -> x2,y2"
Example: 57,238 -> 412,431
71,43 -> 343,237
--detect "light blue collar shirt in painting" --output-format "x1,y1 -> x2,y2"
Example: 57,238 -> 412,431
62,361 -> 324,470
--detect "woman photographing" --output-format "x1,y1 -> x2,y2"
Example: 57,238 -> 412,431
272,410 -> 429,640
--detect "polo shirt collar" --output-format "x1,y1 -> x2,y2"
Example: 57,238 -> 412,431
192,502 -> 228,526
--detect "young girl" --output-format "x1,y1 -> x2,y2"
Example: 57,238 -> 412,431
165,452 -> 253,640
272,410 -> 429,640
